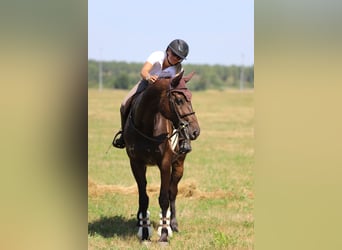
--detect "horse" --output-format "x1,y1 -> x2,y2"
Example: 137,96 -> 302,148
122,70 -> 200,242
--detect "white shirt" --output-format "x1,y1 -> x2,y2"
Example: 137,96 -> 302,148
146,51 -> 182,78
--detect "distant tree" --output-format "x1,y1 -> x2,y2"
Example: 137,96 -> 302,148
88,60 -> 254,90
114,73 -> 130,89
88,60 -> 99,87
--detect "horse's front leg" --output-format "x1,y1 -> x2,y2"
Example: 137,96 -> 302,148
169,155 -> 185,232
130,160 -> 152,241
157,159 -> 172,242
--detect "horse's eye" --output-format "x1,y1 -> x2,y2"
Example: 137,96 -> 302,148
175,98 -> 184,105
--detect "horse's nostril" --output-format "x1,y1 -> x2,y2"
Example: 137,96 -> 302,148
193,130 -> 200,138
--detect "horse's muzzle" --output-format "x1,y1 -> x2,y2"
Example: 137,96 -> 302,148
189,127 -> 200,140
180,120 -> 200,140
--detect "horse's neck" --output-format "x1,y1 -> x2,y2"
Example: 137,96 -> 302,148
132,85 -> 165,133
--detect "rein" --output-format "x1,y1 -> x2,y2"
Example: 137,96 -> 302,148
129,113 -> 180,144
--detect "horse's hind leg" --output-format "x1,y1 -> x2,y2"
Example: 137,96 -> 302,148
130,161 -> 152,240
169,156 -> 185,232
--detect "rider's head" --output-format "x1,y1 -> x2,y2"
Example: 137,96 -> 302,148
167,39 -> 189,61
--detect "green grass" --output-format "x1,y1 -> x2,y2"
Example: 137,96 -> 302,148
88,88 -> 254,249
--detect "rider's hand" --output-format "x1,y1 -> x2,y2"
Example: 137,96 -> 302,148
148,75 -> 158,84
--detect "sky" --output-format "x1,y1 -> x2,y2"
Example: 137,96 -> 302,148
88,0 -> 254,66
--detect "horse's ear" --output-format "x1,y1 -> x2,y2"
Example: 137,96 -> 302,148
183,71 -> 195,83
171,70 -> 184,87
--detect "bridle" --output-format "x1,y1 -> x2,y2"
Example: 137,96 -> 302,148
167,88 -> 196,141
129,86 -> 196,144
168,89 -> 195,120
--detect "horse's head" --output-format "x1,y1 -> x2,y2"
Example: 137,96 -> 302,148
159,71 -> 200,140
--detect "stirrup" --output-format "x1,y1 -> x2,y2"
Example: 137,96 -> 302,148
112,131 -> 125,148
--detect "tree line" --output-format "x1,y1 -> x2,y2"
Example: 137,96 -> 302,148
88,60 -> 254,91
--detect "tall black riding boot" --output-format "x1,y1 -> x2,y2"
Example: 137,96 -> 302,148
112,106 -> 127,149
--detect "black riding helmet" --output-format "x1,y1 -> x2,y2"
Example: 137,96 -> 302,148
167,39 -> 189,60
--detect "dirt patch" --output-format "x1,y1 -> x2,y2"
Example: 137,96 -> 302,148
88,179 -> 230,200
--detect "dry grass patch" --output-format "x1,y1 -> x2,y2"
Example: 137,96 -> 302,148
88,178 -> 235,200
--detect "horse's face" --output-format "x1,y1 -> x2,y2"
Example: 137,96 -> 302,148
169,91 -> 200,140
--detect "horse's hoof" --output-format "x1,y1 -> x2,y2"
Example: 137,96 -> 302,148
170,220 -> 179,232
158,229 -> 169,243
158,235 -> 169,244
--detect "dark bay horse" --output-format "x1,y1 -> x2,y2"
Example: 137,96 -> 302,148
122,71 -> 200,242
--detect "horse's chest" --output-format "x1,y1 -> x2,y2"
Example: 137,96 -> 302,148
127,144 -> 162,165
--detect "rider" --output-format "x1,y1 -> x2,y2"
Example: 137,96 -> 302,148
112,39 -> 192,154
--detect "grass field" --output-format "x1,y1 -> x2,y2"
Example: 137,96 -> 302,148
88,88 -> 254,249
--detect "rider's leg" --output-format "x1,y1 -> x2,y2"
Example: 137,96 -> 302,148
112,80 -> 148,149
112,105 -> 127,148
112,81 -> 142,149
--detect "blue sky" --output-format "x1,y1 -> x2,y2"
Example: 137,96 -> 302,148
88,0 -> 254,66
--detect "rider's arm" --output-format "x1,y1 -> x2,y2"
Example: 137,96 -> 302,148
140,62 -> 158,83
